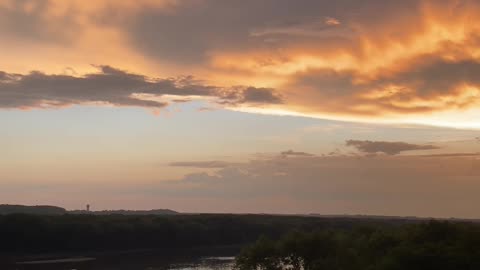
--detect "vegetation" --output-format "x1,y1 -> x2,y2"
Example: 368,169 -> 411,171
235,220 -> 480,270
0,205 -> 66,215
0,204 -> 178,216
0,213 -> 409,255
69,209 -> 179,215
2,211 -> 479,269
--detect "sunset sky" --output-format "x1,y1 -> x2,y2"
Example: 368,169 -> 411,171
1,0 -> 480,218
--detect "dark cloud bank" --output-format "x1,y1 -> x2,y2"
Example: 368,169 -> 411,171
346,140 -> 440,155
0,66 -> 282,110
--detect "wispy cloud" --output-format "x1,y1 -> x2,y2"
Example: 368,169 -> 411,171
154,150 -> 480,216
169,161 -> 234,168
280,150 -> 315,157
346,140 -> 440,155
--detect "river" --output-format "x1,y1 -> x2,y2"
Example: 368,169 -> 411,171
6,251 -> 236,270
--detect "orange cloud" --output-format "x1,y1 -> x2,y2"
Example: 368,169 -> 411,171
1,0 -> 480,128
214,1 -> 480,127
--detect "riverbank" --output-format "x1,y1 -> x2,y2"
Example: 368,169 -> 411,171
1,245 -> 240,270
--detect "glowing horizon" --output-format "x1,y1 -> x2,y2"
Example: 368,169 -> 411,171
1,0 -> 480,217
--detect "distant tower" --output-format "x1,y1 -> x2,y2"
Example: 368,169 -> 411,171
86,204 -> 90,212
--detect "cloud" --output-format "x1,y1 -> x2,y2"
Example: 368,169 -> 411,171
0,0 -> 175,43
1,0 -> 480,127
282,57 -> 480,119
149,151 -> 480,216
240,87 -> 283,104
126,0 -> 422,64
145,0 -> 478,125
0,0 -> 78,43
169,161 -> 233,168
324,17 -> 341,26
217,86 -> 283,106
418,153 -> 480,158
0,66 -> 282,110
280,150 -> 314,157
345,140 -> 440,155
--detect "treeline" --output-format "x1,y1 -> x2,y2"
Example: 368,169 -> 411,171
0,204 -> 178,216
0,214 -> 412,255
235,220 -> 480,270
0,205 -> 66,215
69,209 -> 179,215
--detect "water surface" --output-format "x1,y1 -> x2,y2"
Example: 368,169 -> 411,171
9,253 -> 235,270
167,256 -> 234,270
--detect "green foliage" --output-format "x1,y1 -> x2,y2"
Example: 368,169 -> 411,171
235,221 -> 480,270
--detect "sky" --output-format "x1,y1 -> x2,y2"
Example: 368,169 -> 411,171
1,0 -> 480,218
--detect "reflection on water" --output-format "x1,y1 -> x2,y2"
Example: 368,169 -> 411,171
7,255 -> 235,270
168,256 -> 234,270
